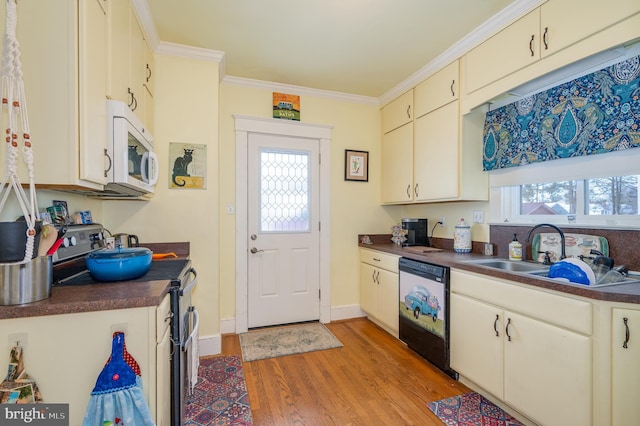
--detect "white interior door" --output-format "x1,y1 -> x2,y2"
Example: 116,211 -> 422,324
247,132 -> 320,328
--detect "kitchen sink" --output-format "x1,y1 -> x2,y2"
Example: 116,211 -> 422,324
463,259 -> 550,274
464,259 -> 640,288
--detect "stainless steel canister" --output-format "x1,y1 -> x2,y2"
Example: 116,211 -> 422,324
0,256 -> 52,305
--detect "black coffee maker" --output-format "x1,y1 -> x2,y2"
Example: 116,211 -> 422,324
401,218 -> 429,246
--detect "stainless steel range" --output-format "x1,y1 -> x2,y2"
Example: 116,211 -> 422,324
51,225 -> 199,425
52,223 -> 105,263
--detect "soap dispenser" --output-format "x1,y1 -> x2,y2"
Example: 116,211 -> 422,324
509,234 -> 522,261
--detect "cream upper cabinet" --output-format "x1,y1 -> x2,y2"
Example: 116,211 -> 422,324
381,122 -> 414,203
413,101 -> 460,201
450,270 -> 592,426
611,307 -> 640,425
0,0 -> 108,189
464,0 -> 640,96
381,90 -> 413,134
414,60 -> 459,117
79,0 -> 108,186
381,60 -> 487,204
463,9 -> 540,95
540,0 -> 640,58
108,0 -> 153,129
359,249 -> 400,334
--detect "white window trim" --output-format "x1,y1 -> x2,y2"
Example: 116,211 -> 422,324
493,179 -> 640,229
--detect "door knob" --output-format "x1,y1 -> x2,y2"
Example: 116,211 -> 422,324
250,234 -> 257,240
250,247 -> 263,254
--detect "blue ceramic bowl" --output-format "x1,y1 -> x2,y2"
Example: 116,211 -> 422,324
85,247 -> 152,281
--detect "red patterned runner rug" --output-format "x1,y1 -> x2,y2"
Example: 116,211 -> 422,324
428,392 -> 524,426
185,355 -> 253,425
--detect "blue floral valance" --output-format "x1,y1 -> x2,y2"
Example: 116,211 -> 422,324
482,55 -> 640,171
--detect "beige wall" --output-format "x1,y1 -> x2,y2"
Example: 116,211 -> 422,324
218,84 -> 398,322
103,53 -> 220,337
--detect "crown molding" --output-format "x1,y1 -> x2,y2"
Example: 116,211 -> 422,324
132,0 -> 159,49
223,76 -> 380,106
379,0 -> 544,106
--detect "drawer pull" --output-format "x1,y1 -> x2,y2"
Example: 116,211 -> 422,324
506,318 -> 512,341
623,317 -> 630,349
494,314 -> 499,337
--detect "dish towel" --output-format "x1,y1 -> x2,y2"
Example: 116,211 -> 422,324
188,309 -> 200,393
0,345 -> 43,403
82,332 -> 155,426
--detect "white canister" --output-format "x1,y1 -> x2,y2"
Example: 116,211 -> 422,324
453,218 -> 472,253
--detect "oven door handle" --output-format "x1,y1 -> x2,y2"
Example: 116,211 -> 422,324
183,306 -> 200,349
179,267 -> 198,296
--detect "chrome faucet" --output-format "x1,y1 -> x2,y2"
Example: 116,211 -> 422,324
525,223 -> 566,262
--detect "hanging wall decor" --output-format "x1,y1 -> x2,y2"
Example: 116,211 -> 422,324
169,143 -> 207,189
344,149 -> 369,182
273,92 -> 300,121
482,54 -> 640,171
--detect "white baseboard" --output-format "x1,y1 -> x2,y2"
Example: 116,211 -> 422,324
330,304 -> 366,321
198,333 -> 221,356
219,305 -> 365,336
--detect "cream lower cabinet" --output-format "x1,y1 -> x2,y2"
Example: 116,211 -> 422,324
0,295 -> 170,425
359,249 -> 400,334
450,270 -> 592,426
155,294 -> 172,426
611,307 -> 640,425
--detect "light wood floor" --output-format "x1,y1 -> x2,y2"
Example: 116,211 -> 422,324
220,317 -> 470,425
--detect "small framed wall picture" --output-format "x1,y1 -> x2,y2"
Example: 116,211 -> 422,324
344,149 -> 369,182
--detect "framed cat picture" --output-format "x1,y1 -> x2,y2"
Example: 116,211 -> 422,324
169,142 -> 207,189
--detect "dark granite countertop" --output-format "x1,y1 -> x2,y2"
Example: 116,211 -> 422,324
0,280 -> 171,320
360,241 -> 640,304
0,242 -> 190,320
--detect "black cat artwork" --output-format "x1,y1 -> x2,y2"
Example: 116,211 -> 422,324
172,148 -> 194,187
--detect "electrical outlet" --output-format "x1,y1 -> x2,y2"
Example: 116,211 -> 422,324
438,217 -> 445,226
473,210 -> 485,224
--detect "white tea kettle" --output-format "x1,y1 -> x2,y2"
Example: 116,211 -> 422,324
112,233 -> 139,248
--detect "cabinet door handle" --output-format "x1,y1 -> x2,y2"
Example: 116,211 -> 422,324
103,148 -> 112,178
543,27 -> 549,50
406,185 -> 411,198
372,270 -> 376,283
506,317 -> 512,341
623,317 -> 630,349
494,314 -> 499,337
450,79 -> 455,97
406,105 -> 411,119
414,183 -> 419,198
146,64 -> 152,82
529,34 -> 535,57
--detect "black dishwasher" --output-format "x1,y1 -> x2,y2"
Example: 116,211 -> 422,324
399,257 -> 457,379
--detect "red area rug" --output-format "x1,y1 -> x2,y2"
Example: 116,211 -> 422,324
428,392 -> 524,426
185,355 -> 253,425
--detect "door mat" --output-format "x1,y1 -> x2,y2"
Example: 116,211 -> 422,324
239,322 -> 343,362
185,355 -> 253,426
427,392 -> 524,426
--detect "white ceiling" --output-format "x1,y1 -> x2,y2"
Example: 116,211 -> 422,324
144,0 -> 520,99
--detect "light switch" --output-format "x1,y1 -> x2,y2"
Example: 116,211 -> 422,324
473,210 -> 485,224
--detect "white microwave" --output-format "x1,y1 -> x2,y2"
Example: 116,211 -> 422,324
105,100 -> 159,197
